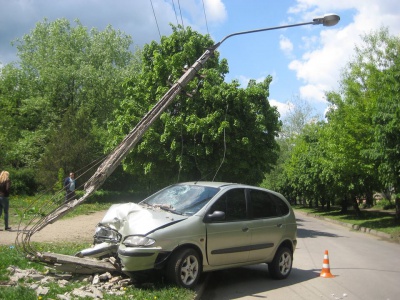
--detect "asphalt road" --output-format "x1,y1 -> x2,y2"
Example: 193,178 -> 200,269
200,211 -> 400,300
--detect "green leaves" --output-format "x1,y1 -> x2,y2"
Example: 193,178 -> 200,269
271,27 -> 400,212
1,18 -> 138,191
108,25 -> 280,187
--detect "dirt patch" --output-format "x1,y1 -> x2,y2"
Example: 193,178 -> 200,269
0,210 -> 107,246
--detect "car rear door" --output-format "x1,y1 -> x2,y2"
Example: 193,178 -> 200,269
246,189 -> 284,262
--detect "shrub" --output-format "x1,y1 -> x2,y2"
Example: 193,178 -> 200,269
7,168 -> 38,195
375,199 -> 395,210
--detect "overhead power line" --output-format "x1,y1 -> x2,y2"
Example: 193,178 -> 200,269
171,0 -> 180,28
201,0 -> 209,35
177,0 -> 185,30
150,0 -> 162,40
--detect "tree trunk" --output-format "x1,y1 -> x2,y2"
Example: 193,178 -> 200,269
352,193 -> 361,218
365,190 -> 373,208
340,196 -> 348,213
394,184 -> 400,223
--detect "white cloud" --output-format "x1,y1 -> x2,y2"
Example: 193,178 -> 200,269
175,0 -> 227,31
287,0 -> 400,105
300,35 -> 318,50
204,0 -> 227,23
0,0 -> 226,64
279,35 -> 294,56
299,84 -> 327,103
269,99 -> 292,119
236,75 -> 267,88
288,26 -> 352,103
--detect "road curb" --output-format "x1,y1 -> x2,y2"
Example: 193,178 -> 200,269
297,210 -> 397,243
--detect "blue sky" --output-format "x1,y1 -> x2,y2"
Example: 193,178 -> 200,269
1,0 -> 399,119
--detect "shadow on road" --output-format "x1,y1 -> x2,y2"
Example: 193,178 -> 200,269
296,218 -> 342,239
201,264 -> 320,300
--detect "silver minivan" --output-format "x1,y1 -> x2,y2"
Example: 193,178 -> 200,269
78,182 -> 297,288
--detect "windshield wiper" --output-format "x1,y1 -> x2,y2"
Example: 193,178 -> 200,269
160,206 -> 183,215
152,204 -> 182,215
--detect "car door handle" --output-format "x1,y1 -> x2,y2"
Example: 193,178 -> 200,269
277,224 -> 283,228
242,227 -> 249,232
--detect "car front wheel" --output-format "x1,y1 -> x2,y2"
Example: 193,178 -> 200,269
268,246 -> 293,279
166,248 -> 202,288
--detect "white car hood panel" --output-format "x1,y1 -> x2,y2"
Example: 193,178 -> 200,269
99,202 -> 186,236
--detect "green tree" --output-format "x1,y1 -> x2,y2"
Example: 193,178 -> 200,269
324,28 -> 400,217
367,28 -> 400,219
0,18 -> 139,190
108,25 -> 281,190
323,88 -> 377,215
268,28 -> 399,220
280,121 -> 327,208
262,96 -> 320,196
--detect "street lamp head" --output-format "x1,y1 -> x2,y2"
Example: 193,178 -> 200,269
313,14 -> 340,27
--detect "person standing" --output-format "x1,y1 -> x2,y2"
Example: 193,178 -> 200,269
0,170 -> 11,231
64,172 -> 76,203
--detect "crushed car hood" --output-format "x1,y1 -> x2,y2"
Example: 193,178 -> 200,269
99,202 -> 187,236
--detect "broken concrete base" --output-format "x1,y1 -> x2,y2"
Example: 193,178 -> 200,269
4,265 -> 135,299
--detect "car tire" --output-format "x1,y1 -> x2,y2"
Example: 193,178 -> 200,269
268,246 -> 293,280
166,248 -> 202,288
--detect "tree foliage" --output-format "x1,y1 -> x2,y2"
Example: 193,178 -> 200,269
275,27 -> 400,220
0,18 -> 139,191
262,97 -> 320,195
1,21 -> 282,194
108,25 -> 281,190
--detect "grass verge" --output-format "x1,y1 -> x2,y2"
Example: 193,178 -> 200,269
294,206 -> 400,242
2,192 -> 197,299
0,242 -> 196,300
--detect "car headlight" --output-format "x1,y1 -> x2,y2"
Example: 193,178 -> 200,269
123,235 -> 155,247
94,225 -> 121,243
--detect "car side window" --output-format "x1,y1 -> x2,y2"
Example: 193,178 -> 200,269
270,194 -> 290,216
249,190 -> 278,219
208,188 -> 247,221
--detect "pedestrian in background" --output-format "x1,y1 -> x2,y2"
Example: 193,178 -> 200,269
64,172 -> 76,203
0,170 -> 11,231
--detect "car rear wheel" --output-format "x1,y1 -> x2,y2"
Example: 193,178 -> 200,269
166,248 -> 201,288
268,246 -> 293,279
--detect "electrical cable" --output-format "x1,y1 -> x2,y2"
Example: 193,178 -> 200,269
150,0 -> 162,41
177,0 -> 185,30
171,0 -> 180,29
201,0 -> 210,35
212,104 -> 228,181
177,124 -> 184,183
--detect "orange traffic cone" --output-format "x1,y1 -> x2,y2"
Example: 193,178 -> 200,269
320,250 -> 335,278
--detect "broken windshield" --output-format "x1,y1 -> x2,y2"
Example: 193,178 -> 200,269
141,184 -> 219,216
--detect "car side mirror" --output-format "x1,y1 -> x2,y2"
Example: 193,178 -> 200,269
203,210 -> 225,223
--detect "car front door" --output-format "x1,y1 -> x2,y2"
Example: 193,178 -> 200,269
205,188 -> 252,266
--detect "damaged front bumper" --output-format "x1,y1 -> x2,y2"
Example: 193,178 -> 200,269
117,244 -> 171,272
77,242 -> 170,272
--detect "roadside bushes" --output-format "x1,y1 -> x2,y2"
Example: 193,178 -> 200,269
7,168 -> 38,195
375,199 -> 395,210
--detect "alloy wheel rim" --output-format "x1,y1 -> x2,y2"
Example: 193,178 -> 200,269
180,255 -> 199,285
279,252 -> 292,275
